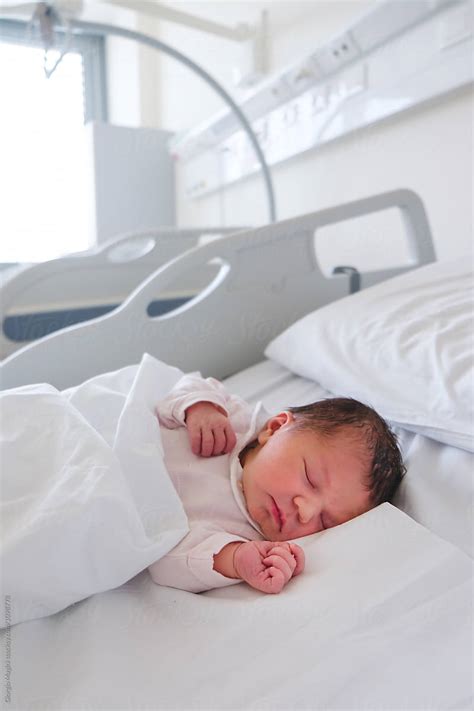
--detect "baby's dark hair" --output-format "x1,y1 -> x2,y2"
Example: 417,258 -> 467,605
287,398 -> 406,506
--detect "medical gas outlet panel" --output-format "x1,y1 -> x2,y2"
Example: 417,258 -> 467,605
172,0 -> 473,199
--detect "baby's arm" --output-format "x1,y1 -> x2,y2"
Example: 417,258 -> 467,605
148,528 -> 250,593
214,540 -> 305,594
148,529 -> 305,594
156,372 -> 250,456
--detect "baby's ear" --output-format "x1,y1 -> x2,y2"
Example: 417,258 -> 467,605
258,411 -> 294,444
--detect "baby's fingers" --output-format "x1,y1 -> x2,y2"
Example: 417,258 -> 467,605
224,423 -> 237,453
288,544 -> 305,576
210,424 -> 235,456
257,567 -> 285,594
211,426 -> 227,455
200,428 -> 215,457
263,554 -> 293,582
188,424 -> 203,456
266,545 -> 297,574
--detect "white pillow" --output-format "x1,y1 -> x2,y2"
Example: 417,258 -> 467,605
265,258 -> 474,452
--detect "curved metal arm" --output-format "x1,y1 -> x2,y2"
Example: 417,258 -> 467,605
66,19 -> 276,224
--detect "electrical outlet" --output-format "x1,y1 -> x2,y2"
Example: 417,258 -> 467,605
315,32 -> 361,74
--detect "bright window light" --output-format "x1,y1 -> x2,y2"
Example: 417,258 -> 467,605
0,42 -> 91,263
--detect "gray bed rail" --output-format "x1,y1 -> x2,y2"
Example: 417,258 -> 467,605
0,189 -> 435,390
0,226 -> 245,359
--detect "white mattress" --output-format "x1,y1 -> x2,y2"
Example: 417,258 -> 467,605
3,359 -> 473,711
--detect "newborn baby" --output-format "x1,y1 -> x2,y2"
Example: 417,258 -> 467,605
148,373 -> 405,594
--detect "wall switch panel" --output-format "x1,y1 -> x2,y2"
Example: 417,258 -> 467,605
174,0 -> 473,199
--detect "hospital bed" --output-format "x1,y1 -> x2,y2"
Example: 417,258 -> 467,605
0,189 -> 472,711
0,225 -> 244,359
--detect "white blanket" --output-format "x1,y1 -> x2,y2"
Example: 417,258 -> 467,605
0,354 -> 189,627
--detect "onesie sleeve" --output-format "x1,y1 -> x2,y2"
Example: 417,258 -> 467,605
155,372 -> 252,431
148,525 -> 250,593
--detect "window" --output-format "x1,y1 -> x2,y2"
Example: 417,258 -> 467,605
0,19 -> 106,263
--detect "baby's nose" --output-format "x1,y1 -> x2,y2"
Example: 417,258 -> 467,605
293,495 -> 316,525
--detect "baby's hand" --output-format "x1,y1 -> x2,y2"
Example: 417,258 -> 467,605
233,540 -> 305,594
184,401 -> 237,457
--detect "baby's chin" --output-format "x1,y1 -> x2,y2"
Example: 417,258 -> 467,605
259,523 -> 288,542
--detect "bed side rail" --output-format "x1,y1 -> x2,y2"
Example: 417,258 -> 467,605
0,189 -> 435,390
0,226 -> 245,359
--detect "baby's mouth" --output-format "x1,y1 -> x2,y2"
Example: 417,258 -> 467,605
271,497 -> 284,532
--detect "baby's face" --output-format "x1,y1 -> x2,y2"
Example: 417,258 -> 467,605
241,413 -> 372,541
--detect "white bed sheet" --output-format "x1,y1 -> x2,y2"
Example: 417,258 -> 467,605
2,358 -> 473,711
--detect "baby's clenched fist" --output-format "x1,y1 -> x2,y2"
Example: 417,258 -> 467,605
185,401 -> 237,457
233,540 -> 305,594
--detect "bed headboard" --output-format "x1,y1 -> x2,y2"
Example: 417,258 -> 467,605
0,189 -> 435,390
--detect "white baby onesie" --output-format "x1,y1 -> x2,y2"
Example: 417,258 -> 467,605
148,373 -> 270,593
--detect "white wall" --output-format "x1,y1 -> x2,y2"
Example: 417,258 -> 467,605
94,1 -> 473,265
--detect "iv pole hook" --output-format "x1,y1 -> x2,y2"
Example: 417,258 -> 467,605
29,2 -> 71,79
